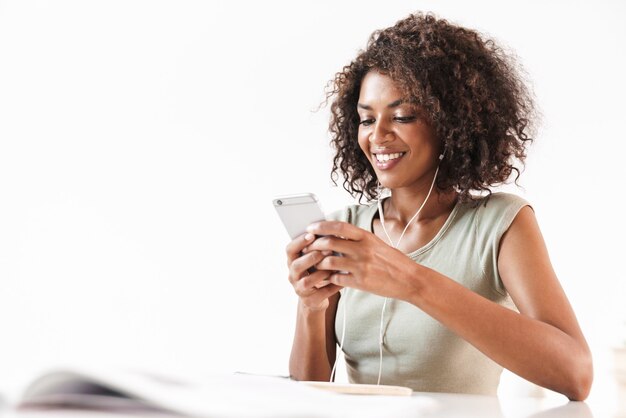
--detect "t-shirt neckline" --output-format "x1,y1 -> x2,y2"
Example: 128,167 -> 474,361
368,197 -> 461,258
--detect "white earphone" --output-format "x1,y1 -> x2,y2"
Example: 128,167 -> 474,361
330,151 -> 445,385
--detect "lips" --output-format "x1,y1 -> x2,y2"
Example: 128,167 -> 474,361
372,152 -> 406,170
374,152 -> 405,162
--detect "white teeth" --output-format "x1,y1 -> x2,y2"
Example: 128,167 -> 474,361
375,152 -> 404,162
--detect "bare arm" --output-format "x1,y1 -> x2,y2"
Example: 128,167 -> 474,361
307,210 -> 593,400
286,233 -> 342,381
408,209 -> 593,399
289,293 -> 340,381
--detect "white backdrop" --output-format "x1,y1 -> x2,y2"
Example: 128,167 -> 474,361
1,0 -> 625,403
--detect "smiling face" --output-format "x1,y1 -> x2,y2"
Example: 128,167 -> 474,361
357,71 -> 441,191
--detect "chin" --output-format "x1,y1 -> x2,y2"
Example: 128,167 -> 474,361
377,178 -> 406,190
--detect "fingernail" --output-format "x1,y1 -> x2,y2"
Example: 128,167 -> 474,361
304,233 -> 314,241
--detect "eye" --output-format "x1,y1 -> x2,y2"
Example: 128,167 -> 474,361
359,119 -> 374,126
394,115 -> 417,123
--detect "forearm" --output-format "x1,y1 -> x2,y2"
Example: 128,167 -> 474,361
406,265 -> 592,400
289,301 -> 333,381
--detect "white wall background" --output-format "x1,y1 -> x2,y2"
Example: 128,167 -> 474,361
1,0 -> 625,404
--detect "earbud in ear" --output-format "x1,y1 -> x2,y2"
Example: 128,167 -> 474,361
439,153 -> 444,161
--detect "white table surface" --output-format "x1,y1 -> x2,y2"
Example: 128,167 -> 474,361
0,390 -> 623,418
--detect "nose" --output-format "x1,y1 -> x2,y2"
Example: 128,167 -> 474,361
369,120 -> 393,145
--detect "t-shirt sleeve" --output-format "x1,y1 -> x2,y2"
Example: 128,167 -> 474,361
475,193 -> 532,296
326,205 -> 355,224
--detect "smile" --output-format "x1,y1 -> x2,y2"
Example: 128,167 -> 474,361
372,152 -> 406,170
374,152 -> 405,162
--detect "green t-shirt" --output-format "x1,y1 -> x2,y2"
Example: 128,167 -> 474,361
330,192 -> 530,395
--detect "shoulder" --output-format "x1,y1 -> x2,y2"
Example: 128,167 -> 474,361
465,192 -> 534,254
477,192 -> 530,212
472,192 -> 532,229
467,192 -> 534,296
327,201 -> 378,228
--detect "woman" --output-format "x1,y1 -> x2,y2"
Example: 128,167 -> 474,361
286,13 -> 592,400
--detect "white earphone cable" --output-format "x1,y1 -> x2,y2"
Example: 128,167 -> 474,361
377,296 -> 388,385
330,153 -> 444,386
330,288 -> 349,382
374,156 -> 443,385
378,163 -> 441,249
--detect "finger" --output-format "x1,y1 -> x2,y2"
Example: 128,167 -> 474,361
315,255 -> 353,273
306,221 -> 365,241
302,284 -> 343,305
306,235 -> 357,256
313,277 -> 334,289
289,251 -> 326,283
285,232 -> 316,264
295,270 -> 331,294
328,272 -> 354,288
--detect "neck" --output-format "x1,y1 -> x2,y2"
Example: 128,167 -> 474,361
383,179 -> 457,226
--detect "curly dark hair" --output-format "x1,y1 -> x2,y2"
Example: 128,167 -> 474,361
327,12 -> 537,203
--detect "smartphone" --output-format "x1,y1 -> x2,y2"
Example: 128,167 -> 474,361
273,193 -> 326,239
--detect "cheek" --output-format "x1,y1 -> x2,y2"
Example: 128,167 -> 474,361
357,131 -> 370,157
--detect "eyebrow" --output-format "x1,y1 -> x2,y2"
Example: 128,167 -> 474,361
357,99 -> 406,110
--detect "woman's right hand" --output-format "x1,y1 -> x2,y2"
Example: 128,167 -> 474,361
286,233 -> 342,311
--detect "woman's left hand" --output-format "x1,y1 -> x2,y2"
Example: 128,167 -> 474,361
303,221 -> 420,301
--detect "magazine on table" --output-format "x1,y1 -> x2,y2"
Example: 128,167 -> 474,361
14,366 -> 416,418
